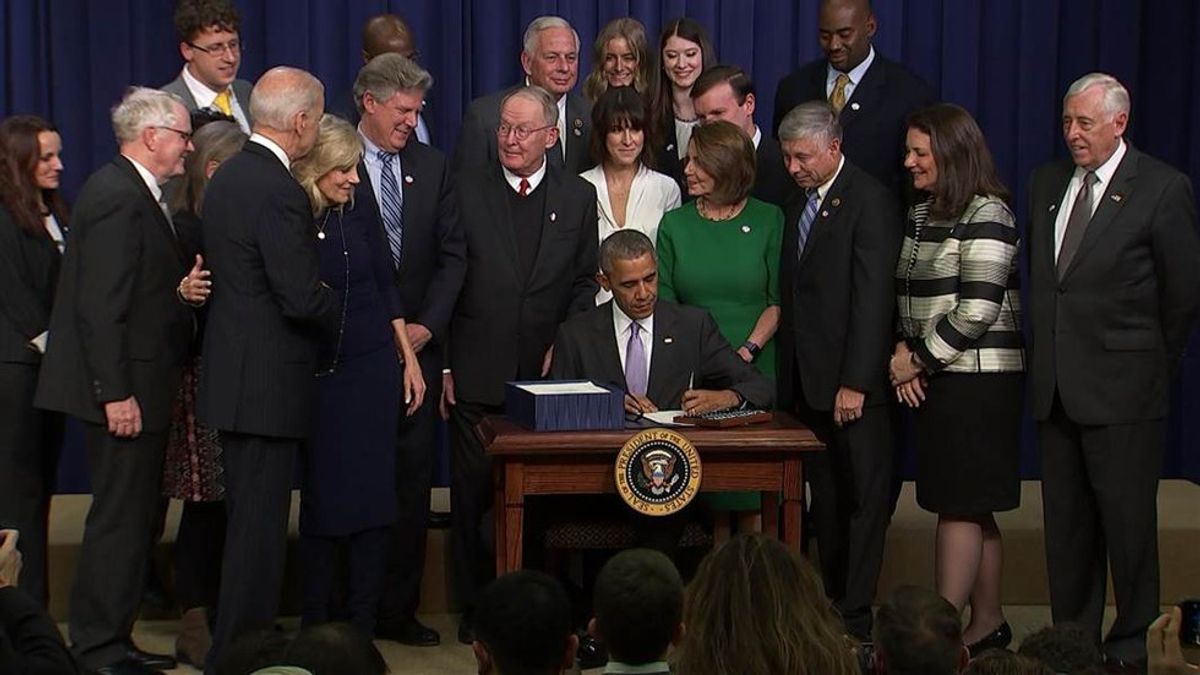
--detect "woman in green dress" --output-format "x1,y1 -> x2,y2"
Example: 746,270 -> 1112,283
656,120 -> 783,539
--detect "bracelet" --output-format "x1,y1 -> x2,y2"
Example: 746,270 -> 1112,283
740,340 -> 761,359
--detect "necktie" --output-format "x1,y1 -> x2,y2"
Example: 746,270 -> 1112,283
159,198 -> 177,238
1057,171 -> 1097,279
377,150 -> 404,269
796,189 -> 820,258
625,321 -> 647,397
213,89 -> 233,116
518,178 -> 531,197
830,73 -> 850,115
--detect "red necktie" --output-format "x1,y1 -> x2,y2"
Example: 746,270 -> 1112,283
518,178 -> 530,197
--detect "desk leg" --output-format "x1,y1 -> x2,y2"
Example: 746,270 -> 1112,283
500,462 -> 525,574
761,491 -> 779,539
782,456 -> 804,550
494,463 -> 507,575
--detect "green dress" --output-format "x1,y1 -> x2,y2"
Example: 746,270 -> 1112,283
656,197 -> 783,511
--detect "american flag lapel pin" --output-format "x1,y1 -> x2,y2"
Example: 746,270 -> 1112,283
1110,194 -> 1123,203
549,212 -> 557,222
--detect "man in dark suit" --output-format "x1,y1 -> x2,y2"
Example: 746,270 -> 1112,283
443,85 -> 598,643
452,16 -> 592,175
773,0 -> 935,200
197,67 -> 334,674
34,87 -> 194,675
775,101 -> 900,640
691,65 -> 793,208
350,53 -> 465,647
1028,72 -> 1200,667
161,0 -> 252,133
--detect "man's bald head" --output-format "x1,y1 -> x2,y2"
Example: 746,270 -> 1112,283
818,0 -> 876,73
362,14 -> 416,62
249,66 -> 324,159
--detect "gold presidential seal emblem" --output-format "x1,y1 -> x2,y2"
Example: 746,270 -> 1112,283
615,428 -> 702,516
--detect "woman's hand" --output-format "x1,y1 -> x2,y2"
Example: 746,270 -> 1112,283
402,356 -> 426,417
178,254 -> 211,305
895,377 -> 927,408
889,341 -> 924,386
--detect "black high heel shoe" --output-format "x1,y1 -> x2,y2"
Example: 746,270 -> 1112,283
966,621 -> 1012,657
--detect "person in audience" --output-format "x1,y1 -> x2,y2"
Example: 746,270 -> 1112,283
1146,606 -> 1200,675
649,18 -> 715,191
472,571 -> 577,675
587,549 -> 682,674
873,585 -> 968,675
579,86 -> 681,303
454,16 -> 593,174
280,623 -> 388,675
0,115 -> 67,610
582,18 -> 655,102
1017,623 -> 1104,674
0,529 -> 81,674
290,114 -> 424,637
890,103 -> 1023,657
656,120 -> 782,538
213,629 -> 289,675
162,0 -> 252,132
34,86 -> 195,675
691,65 -> 793,206
961,651 -> 1054,675
676,534 -> 858,675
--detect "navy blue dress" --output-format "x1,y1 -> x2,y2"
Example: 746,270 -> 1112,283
302,207 -> 403,537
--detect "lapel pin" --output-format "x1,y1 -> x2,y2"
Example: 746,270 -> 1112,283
741,225 -> 751,233
831,197 -> 841,207
550,212 -> 557,222
821,210 -> 829,217
666,143 -> 675,152
573,118 -> 583,137
1049,204 -> 1057,212
404,175 -> 414,184
1110,194 -> 1123,203
663,337 -> 673,344
850,102 -> 861,111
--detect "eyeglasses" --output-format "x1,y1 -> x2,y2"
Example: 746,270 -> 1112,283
496,122 -> 555,142
154,126 -> 193,143
187,38 -> 242,57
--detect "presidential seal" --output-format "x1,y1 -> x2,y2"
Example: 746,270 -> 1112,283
615,428 -> 702,516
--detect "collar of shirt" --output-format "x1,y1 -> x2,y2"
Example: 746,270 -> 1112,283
502,159 -> 547,194
815,154 -> 846,204
826,44 -> 876,96
751,125 -> 762,150
603,661 -> 671,674
122,154 -> 163,201
359,126 -> 401,199
249,133 -> 291,170
181,64 -> 225,109
1074,138 -> 1127,192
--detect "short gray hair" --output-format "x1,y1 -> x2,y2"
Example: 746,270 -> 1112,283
113,87 -> 184,144
501,86 -> 559,127
250,66 -> 324,132
1065,72 -> 1130,120
522,15 -> 579,56
778,101 -> 842,146
600,229 -> 655,276
354,53 -> 434,115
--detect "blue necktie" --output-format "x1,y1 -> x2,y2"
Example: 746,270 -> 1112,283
377,149 -> 404,269
796,189 -> 820,258
625,322 -> 647,397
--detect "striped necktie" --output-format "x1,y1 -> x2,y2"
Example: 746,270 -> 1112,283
796,189 -> 820,258
377,150 -> 404,269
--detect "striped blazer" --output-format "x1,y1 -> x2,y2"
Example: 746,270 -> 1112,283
895,195 -> 1024,373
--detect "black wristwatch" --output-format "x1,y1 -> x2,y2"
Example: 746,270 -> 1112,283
741,340 -> 761,360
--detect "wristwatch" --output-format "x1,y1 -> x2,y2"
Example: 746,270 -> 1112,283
741,340 -> 761,360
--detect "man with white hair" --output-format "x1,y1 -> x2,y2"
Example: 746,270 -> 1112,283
197,66 -> 336,674
452,15 -> 592,174
1028,72 -> 1200,668
34,86 -> 195,674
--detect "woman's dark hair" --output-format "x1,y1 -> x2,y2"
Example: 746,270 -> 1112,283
687,120 -> 756,206
650,17 -> 715,134
283,623 -> 388,675
0,115 -> 68,236
589,85 -> 657,169
906,103 -> 1010,220
174,0 -> 240,42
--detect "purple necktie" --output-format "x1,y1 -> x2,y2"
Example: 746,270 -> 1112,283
625,321 -> 647,397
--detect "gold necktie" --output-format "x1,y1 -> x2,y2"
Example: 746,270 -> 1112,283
213,89 -> 233,116
830,73 -> 850,115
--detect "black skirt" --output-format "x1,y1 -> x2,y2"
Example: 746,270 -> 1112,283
912,372 -> 1023,514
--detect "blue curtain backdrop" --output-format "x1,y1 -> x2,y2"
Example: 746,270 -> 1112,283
3,0 -> 1198,490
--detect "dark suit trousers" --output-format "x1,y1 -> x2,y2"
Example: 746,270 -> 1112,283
1039,394 -> 1162,662
378,348 -> 443,626
301,526 -> 391,637
449,399 -> 502,615
0,363 -> 64,608
206,433 -> 297,675
792,378 -> 893,640
69,423 -> 167,669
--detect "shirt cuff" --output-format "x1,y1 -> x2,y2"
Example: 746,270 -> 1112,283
30,332 -> 48,353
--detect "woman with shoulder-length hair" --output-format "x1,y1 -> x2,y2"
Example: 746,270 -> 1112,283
650,17 -> 716,189
582,17 -> 656,102
890,102 -> 1024,656
291,114 -> 425,636
0,115 -> 67,609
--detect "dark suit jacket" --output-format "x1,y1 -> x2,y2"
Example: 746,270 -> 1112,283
1027,146 -> 1200,424
161,73 -> 254,126
550,300 -> 775,409
0,586 -> 80,675
773,54 -> 935,198
449,163 -> 598,406
452,85 -> 593,175
653,115 -> 687,198
754,135 -> 795,207
776,160 -> 901,412
0,205 -> 61,364
197,142 -> 338,438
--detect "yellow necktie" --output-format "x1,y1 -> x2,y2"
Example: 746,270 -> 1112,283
213,89 -> 233,116
830,73 -> 850,115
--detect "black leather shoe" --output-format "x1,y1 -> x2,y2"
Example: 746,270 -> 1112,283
121,644 -> 176,670
458,615 -> 475,645
966,621 -> 1012,658
576,633 -> 607,670
378,618 -> 441,646
91,658 -> 165,675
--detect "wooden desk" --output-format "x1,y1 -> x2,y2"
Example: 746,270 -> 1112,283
479,413 -> 824,574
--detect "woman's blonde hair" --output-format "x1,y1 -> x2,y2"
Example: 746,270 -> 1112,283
292,114 -> 363,215
583,17 -> 655,102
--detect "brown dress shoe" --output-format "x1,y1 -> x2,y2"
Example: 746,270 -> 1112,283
175,607 -> 213,668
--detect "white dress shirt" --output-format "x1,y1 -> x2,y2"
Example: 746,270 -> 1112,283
613,303 -> 653,388
502,159 -> 547,194
249,134 -> 291,170
825,45 -> 876,102
1053,139 -> 1127,260
181,65 -> 250,132
814,154 -> 846,206
123,155 -> 164,200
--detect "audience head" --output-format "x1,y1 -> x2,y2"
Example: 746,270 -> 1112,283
819,0 -> 877,73
112,86 -> 193,183
250,66 -> 325,161
583,18 -> 653,101
171,116 -> 246,215
779,101 -> 843,190
0,115 -> 67,234
962,651 -> 1054,675
904,103 -> 1009,219
282,622 -> 388,675
590,548 -> 683,665
684,120 -> 756,205
873,585 -> 967,675
174,0 -> 242,92
1062,72 -> 1130,172
590,86 -> 655,169
361,13 -> 418,62
520,16 -> 580,100
691,65 -> 758,137
355,53 -> 433,153
292,115 -> 363,215
1017,623 -> 1103,675
473,570 -> 577,675
657,17 -> 714,94
677,534 -> 860,675
497,86 -> 560,177
215,627 -> 290,675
